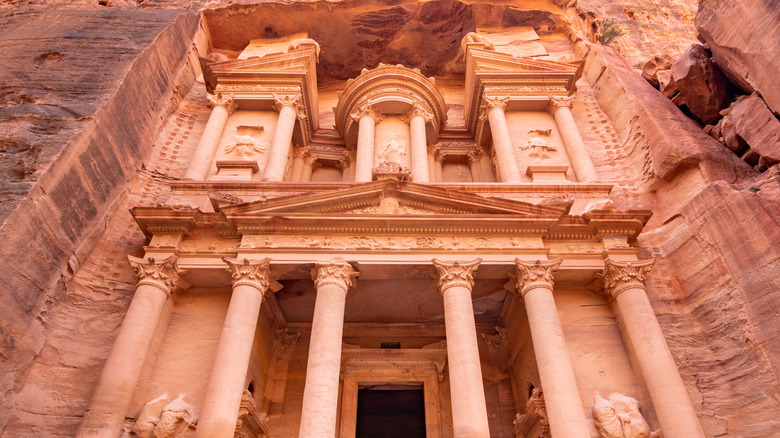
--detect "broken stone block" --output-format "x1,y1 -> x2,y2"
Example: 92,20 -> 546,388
670,44 -> 733,124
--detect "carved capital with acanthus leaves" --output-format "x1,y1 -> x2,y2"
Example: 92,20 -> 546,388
483,95 -> 510,112
599,259 -> 655,298
127,255 -> 186,296
547,95 -> 574,114
350,101 -> 384,124
207,92 -> 238,114
293,146 -> 310,160
312,261 -> 359,292
223,257 -> 278,292
514,258 -> 562,297
272,93 -> 303,114
402,102 -> 434,124
432,258 -> 482,292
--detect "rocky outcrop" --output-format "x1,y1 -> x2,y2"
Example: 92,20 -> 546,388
641,54 -> 673,88
696,0 -> 780,116
669,44 -> 732,125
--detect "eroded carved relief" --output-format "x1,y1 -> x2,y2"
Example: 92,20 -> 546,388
521,137 -> 558,160
593,392 -> 661,438
513,388 -> 551,438
153,395 -> 199,438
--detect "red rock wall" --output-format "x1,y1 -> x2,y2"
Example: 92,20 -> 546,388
0,8 -> 201,435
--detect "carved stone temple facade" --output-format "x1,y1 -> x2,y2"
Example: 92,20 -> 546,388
60,28 -> 716,438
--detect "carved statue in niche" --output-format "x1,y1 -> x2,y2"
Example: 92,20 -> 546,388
593,392 -> 662,438
461,32 -> 495,50
377,137 -> 408,167
224,125 -> 266,158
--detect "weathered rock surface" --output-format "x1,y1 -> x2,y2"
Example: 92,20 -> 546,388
669,44 -> 732,125
0,7 -> 200,434
641,54 -> 673,88
729,93 -> 780,166
696,0 -> 780,116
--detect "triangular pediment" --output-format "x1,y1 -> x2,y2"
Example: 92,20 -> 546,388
219,179 -> 567,218
469,48 -> 582,75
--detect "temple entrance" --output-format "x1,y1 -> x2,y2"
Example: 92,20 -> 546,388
356,384 -> 426,438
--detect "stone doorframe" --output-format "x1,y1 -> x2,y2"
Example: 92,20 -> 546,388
338,346 -> 447,438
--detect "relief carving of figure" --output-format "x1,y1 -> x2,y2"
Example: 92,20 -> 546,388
153,395 -> 199,438
593,392 -> 662,438
225,134 -> 266,157
377,138 -> 407,166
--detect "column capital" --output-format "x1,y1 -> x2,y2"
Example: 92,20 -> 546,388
432,258 -> 482,292
600,258 -> 655,298
207,92 -> 238,114
514,258 -> 562,296
482,95 -> 510,112
547,95 -> 574,114
223,257 -> 279,292
401,102 -> 434,124
304,155 -> 319,167
467,149 -> 484,164
293,146 -> 310,160
312,261 -> 358,292
273,93 -> 303,114
127,255 -> 186,296
350,101 -> 384,124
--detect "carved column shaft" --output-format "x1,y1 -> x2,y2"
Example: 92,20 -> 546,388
264,95 -> 300,181
484,97 -> 522,183
433,149 -> 444,183
354,115 -> 376,182
603,259 -> 705,437
197,258 -> 275,438
408,105 -> 431,183
515,259 -> 591,438
468,151 -> 484,182
77,256 -> 184,438
433,259 -> 491,438
184,94 -> 236,180
549,97 -> 599,183
301,155 -> 317,182
298,262 -> 358,438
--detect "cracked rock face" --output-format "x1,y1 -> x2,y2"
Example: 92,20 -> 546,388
203,0 -> 569,81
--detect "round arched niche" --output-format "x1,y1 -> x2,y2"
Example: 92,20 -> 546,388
334,64 -> 447,148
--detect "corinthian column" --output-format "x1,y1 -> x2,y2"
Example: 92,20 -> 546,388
298,261 -> 359,438
432,259 -> 490,438
548,96 -> 599,183
77,256 -> 185,438
196,258 -> 277,438
351,102 -> 383,182
290,146 -> 309,182
184,93 -> 237,180
483,96 -> 522,183
264,94 -> 302,181
406,103 -> 432,182
601,259 -> 704,437
514,259 -> 591,437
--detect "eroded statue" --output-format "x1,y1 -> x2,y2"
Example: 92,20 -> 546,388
153,395 -> 199,438
593,392 -> 662,438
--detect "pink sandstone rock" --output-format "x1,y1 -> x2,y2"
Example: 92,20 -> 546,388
696,0 -> 780,116
729,93 -> 780,166
669,44 -> 732,125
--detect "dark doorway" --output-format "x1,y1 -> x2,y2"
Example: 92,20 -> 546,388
355,384 -> 426,438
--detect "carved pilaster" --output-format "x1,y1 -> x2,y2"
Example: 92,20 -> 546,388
514,259 -> 562,297
599,259 -> 655,298
312,261 -> 359,292
547,95 -> 574,115
432,258 -> 482,292
207,92 -> 237,114
350,101 -> 384,124
127,255 -> 186,296
274,329 -> 300,359
223,257 -> 274,292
